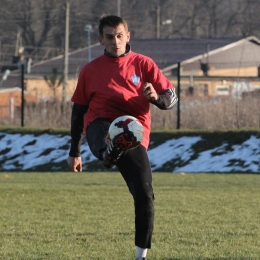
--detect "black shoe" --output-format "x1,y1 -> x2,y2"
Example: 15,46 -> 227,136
103,130 -> 140,168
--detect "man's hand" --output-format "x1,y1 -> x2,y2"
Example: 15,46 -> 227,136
67,156 -> 82,172
143,82 -> 158,102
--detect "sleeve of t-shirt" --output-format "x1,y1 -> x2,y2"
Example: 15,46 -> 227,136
150,88 -> 178,110
71,66 -> 90,105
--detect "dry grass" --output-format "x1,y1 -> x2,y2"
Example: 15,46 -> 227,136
1,101 -> 72,129
0,95 -> 259,130
151,95 -> 259,130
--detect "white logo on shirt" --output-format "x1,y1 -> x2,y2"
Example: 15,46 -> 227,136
131,74 -> 140,85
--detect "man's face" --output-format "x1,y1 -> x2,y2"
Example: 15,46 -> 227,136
99,24 -> 130,57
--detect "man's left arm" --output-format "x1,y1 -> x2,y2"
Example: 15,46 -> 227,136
150,88 -> 178,110
143,82 -> 178,110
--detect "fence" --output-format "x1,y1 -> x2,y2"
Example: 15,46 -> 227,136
0,93 -> 259,130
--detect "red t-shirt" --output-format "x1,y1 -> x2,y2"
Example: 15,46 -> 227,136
71,51 -> 173,149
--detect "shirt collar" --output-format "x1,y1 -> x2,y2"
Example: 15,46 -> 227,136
104,43 -> 131,58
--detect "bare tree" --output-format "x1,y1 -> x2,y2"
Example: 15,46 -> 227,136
238,0 -> 260,37
1,0 -> 260,62
1,0 -> 62,47
44,67 -> 64,99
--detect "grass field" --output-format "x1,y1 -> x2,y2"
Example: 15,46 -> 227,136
0,172 -> 260,260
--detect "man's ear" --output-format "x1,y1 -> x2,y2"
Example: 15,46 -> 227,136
99,36 -> 104,45
127,31 -> 130,43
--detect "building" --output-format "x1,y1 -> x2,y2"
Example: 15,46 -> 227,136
1,36 -> 260,103
0,87 -> 41,118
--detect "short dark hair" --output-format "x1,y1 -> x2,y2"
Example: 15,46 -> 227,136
99,15 -> 128,36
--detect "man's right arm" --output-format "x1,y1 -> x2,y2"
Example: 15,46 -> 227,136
69,103 -> 89,157
67,103 -> 88,172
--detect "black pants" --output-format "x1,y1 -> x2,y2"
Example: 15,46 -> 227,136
86,118 -> 154,248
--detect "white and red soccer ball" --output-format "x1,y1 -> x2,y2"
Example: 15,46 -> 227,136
108,115 -> 144,143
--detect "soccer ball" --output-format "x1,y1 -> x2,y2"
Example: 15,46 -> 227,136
108,115 -> 144,143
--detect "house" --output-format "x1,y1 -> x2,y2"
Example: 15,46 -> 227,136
1,36 -> 260,102
0,87 -> 41,118
161,36 -> 260,97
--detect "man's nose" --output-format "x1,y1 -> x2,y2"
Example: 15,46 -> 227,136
113,36 -> 119,44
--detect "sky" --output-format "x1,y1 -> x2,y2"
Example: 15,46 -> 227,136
0,132 -> 259,173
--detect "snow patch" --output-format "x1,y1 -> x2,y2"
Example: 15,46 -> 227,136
0,133 -> 259,172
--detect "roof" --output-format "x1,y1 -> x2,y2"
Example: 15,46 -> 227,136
131,38 -> 242,68
6,36 -> 260,78
162,36 -> 260,73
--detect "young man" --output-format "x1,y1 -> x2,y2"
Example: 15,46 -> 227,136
67,15 -> 177,260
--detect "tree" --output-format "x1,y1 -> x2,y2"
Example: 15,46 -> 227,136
0,0 -> 64,60
44,68 -> 64,99
1,0 -> 260,65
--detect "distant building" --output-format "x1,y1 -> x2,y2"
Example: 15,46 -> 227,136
0,87 -> 41,118
1,36 -> 260,103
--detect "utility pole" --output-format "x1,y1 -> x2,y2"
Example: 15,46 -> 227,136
15,31 -> 22,56
84,25 -> 92,63
62,0 -> 69,111
177,62 -> 181,129
156,5 -> 161,39
21,64 -> 25,127
117,0 -> 121,17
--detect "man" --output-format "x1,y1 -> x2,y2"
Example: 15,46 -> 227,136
67,15 -> 177,260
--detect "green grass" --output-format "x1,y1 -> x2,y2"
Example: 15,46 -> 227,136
0,172 -> 260,260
